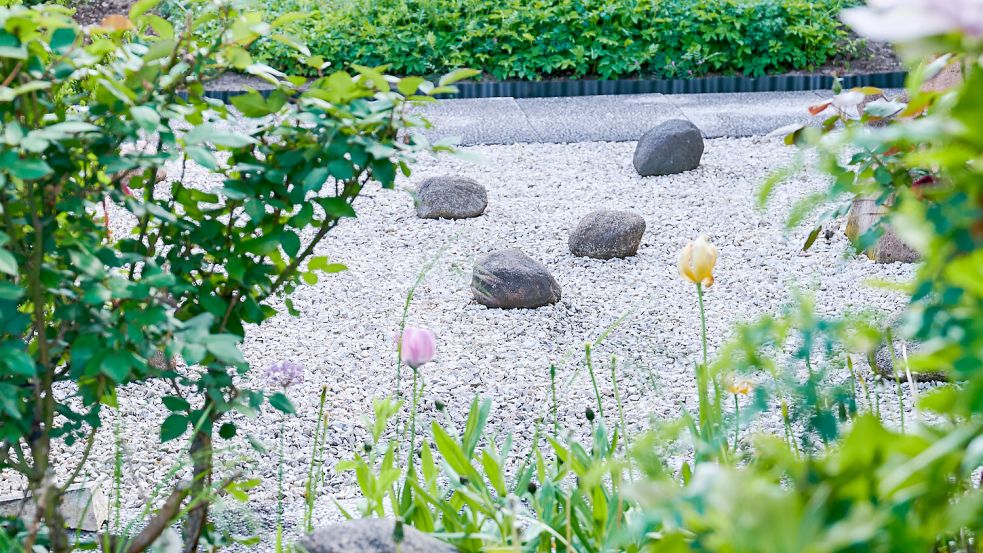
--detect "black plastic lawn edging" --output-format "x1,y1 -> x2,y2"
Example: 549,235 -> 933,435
197,70 -> 908,103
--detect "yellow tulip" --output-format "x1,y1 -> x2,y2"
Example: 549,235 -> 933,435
678,235 -> 718,287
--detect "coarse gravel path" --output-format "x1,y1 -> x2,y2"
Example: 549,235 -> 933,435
2,135 -> 920,549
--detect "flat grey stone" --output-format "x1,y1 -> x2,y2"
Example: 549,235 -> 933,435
666,91 -> 827,138
0,484 -> 108,531
299,519 -> 457,553
569,210 -> 646,259
516,94 -> 685,143
415,98 -> 540,145
472,249 -> 561,309
415,176 -> 487,219
633,119 -> 704,177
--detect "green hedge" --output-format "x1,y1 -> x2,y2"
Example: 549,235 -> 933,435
171,0 -> 859,80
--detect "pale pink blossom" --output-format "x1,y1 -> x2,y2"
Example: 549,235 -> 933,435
396,327 -> 436,369
841,0 -> 983,42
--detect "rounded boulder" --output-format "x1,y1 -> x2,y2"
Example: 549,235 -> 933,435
415,176 -> 488,219
569,209 -> 646,259
471,249 -> 561,309
632,119 -> 704,177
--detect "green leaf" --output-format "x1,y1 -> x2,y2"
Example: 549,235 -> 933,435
438,68 -> 481,87
0,346 -> 36,377
162,396 -> 190,412
9,158 -> 52,180
219,422 -> 237,439
185,124 -> 256,148
50,28 -> 77,54
129,0 -> 161,19
160,414 -> 189,442
130,106 -> 161,130
269,392 -> 295,414
100,353 -> 132,383
397,76 -> 425,96
204,334 -> 245,364
0,249 -> 17,275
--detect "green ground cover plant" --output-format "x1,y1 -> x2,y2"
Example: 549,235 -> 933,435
161,0 -> 859,81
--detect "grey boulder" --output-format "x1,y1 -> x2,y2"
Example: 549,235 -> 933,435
633,119 -> 704,177
415,176 -> 487,219
472,249 -> 561,309
298,519 -> 457,553
569,210 -> 646,259
873,341 -> 947,382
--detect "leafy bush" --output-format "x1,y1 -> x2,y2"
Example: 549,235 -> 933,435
163,0 -> 858,81
0,1 -> 470,550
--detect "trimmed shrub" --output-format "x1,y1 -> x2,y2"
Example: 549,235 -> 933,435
165,0 -> 860,80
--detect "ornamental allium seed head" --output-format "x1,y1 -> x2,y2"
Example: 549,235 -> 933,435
585,407 -> 595,422
395,327 -> 436,369
678,235 -> 718,287
264,360 -> 304,389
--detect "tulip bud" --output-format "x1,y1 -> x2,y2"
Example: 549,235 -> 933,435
363,441 -> 373,453
395,327 -> 436,369
527,482 -> 538,495
678,235 -> 718,287
585,407 -> 595,422
434,399 -> 445,411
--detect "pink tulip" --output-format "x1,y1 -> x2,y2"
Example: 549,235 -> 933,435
396,327 -> 436,369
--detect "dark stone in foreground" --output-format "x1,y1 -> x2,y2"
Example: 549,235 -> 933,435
472,249 -> 561,309
873,341 -> 947,383
633,119 -> 704,176
415,176 -> 488,219
569,209 -> 646,259
299,519 -> 458,553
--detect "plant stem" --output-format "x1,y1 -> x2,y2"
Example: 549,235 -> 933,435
408,367 -> 419,474
694,284 -> 712,438
549,365 -> 559,436
585,344 -> 604,420
611,357 -> 633,480
276,414 -> 285,553
733,394 -> 740,449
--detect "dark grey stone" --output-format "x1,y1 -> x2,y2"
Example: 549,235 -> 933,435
298,519 -> 457,553
415,176 -> 488,219
472,249 -> 561,309
569,210 -> 646,259
872,341 -> 947,383
632,119 -> 704,176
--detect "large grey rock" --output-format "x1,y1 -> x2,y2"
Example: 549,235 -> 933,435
569,210 -> 646,259
632,119 -> 704,176
415,176 -> 487,219
0,484 -> 108,531
472,249 -> 561,309
298,519 -> 457,553
845,197 -> 920,263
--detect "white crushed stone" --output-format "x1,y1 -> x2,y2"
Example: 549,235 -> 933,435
1,136 -> 920,548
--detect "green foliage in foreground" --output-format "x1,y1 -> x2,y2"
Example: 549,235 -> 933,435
161,0 -> 858,81
0,1 -> 470,550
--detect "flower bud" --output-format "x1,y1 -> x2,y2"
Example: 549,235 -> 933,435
585,407 -> 595,422
678,235 -> 718,287
434,399 -> 445,411
395,327 -> 436,369
527,482 -> 538,495
363,441 -> 373,453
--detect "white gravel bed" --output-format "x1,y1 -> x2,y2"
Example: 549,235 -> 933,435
2,136 -> 919,548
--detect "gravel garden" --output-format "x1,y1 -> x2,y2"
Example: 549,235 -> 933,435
2,1 -> 982,553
